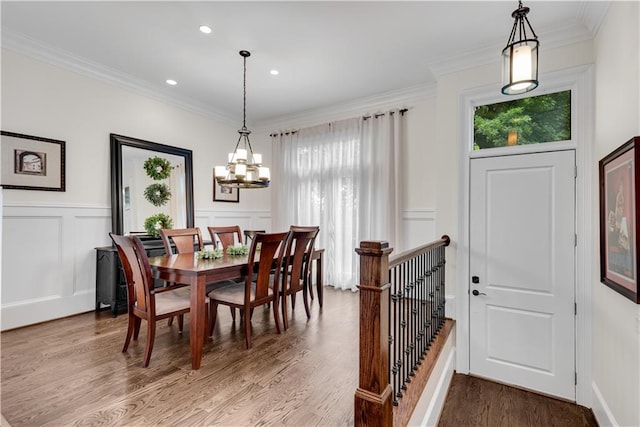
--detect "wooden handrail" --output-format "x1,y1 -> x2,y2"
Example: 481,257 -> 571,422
388,235 -> 450,269
355,236 -> 451,427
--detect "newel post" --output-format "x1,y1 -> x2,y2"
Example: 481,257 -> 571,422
354,241 -> 394,427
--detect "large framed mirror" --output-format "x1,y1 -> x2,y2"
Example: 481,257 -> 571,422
110,133 -> 194,237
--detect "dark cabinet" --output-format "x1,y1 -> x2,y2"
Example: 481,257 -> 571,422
95,239 -> 167,316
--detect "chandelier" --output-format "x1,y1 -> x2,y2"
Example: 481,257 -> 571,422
501,1 -> 539,95
215,50 -> 270,189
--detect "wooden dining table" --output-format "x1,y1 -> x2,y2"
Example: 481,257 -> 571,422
148,248 -> 324,369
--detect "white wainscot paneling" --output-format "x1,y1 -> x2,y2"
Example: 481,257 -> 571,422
195,209 -> 272,240
402,209 -> 436,252
1,203 -> 111,330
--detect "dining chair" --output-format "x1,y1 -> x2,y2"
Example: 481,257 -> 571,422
289,225 -> 321,305
110,233 -> 192,367
207,225 -> 242,250
244,229 -> 265,246
159,227 -> 204,255
281,227 -> 320,330
207,231 -> 290,349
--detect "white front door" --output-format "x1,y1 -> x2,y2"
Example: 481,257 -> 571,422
469,150 -> 576,400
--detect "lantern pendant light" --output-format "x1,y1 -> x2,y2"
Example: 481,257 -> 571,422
501,1 -> 539,95
214,50 -> 270,189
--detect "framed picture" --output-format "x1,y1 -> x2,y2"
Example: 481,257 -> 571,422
213,173 -> 239,203
599,136 -> 640,303
1,131 -> 66,191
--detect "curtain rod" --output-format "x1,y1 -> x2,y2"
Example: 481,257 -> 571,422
270,108 -> 409,137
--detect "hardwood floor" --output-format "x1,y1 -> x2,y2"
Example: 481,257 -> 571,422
1,287 -> 358,426
438,374 -> 598,427
2,288 -> 599,427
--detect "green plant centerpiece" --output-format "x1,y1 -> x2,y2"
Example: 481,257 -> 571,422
196,248 -> 224,260
143,183 -> 171,207
144,156 -> 173,180
226,243 -> 249,256
143,213 -> 173,238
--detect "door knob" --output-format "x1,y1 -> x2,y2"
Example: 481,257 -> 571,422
472,289 -> 486,296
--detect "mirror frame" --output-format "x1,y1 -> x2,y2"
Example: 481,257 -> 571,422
110,133 -> 194,236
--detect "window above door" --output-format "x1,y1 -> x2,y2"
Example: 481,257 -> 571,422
473,90 -> 571,151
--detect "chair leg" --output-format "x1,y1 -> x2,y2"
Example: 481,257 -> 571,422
244,307 -> 252,349
302,287 -> 311,319
230,307 -> 236,321
291,293 -> 296,310
133,317 -> 142,340
273,297 -> 281,334
122,313 -> 136,352
208,302 -> 218,337
142,320 -> 156,367
167,316 -> 174,326
281,293 -> 289,331
177,314 -> 184,332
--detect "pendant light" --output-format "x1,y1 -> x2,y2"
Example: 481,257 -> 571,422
214,50 -> 270,189
501,1 -> 539,95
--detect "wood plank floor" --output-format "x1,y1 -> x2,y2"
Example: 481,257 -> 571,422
2,288 -> 599,427
1,287 -> 358,426
438,374 -> 598,427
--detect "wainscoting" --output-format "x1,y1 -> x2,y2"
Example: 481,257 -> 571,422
1,204 -> 435,330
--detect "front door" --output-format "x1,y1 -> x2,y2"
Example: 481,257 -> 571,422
469,150 -> 576,400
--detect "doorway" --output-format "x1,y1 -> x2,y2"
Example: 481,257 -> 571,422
468,150 -> 576,400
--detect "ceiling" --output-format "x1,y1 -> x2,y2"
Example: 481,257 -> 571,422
1,1 -> 609,127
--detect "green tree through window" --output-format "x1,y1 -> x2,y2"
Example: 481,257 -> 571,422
474,90 -> 571,150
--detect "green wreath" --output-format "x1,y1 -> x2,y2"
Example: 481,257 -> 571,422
144,156 -> 173,180
144,213 -> 173,238
144,183 -> 171,207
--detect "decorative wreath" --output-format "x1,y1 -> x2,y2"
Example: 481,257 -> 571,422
144,183 -> 171,207
144,213 -> 173,238
143,156 -> 173,180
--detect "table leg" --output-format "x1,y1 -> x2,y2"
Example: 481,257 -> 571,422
190,276 -> 207,369
316,253 -> 323,308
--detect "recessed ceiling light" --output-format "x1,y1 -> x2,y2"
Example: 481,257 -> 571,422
199,25 -> 212,34
166,79 -> 177,86
270,69 -> 279,76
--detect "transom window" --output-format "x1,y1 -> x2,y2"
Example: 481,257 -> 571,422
473,90 -> 571,150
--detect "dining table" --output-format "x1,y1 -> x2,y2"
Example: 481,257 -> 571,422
148,248 -> 324,369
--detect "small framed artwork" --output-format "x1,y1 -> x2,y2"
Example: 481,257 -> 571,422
213,173 -> 239,203
599,136 -> 640,303
1,131 -> 66,191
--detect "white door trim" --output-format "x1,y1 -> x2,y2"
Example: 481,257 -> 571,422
456,65 -> 594,406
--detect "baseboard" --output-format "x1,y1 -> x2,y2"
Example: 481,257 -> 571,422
591,381 -> 619,427
420,349 -> 456,427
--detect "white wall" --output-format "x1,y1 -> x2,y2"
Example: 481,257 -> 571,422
592,2 -> 640,426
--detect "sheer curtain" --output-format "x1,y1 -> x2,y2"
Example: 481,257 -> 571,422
272,111 -> 404,290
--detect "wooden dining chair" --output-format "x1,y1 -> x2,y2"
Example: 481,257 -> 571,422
207,225 -> 242,250
244,229 -> 265,245
110,233 -> 192,367
159,227 -> 204,255
159,227 -> 205,326
281,227 -> 320,330
289,225 -> 321,305
207,231 -> 290,349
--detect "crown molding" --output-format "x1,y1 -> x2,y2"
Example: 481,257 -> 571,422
255,82 -> 437,132
2,29 -> 239,127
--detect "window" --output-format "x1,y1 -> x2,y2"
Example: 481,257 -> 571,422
473,90 -> 571,150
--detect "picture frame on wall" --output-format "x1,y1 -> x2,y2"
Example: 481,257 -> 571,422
1,131 -> 66,191
213,172 -> 239,203
599,136 -> 640,304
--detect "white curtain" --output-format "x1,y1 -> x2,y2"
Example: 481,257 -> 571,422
272,111 -> 404,290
